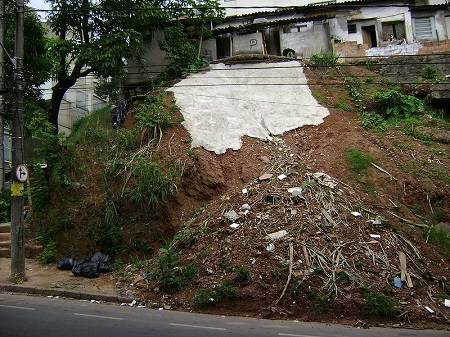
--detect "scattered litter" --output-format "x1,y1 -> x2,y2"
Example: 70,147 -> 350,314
367,217 -> 383,225
278,174 -> 287,180
291,209 -> 298,215
425,306 -> 435,314
230,223 -> 240,229
206,268 -> 214,274
287,187 -> 303,196
267,230 -> 288,241
242,188 -> 248,195
259,173 -> 273,181
224,210 -> 239,222
351,211 -> 362,217
241,204 -> 251,210
90,300 -> 100,304
266,243 -> 275,251
309,172 -> 338,189
394,277 -> 403,288
445,299 -> 450,307
129,300 -> 137,307
370,234 -> 381,239
137,306 -> 146,308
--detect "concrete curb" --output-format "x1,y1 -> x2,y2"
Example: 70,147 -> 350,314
0,283 -> 132,303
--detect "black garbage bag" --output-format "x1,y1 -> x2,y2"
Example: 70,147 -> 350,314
79,261 -> 101,278
72,258 -> 89,277
57,256 -> 74,270
90,252 -> 111,273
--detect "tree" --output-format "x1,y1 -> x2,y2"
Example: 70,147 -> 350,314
45,0 -> 223,133
3,3 -> 53,115
159,0 -> 224,77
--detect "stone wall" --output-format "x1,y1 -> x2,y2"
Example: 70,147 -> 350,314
418,40 -> 450,55
332,39 -> 450,62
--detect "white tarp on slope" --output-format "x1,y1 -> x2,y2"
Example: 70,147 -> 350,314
168,61 -> 329,154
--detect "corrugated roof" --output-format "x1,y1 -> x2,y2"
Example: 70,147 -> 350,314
213,13 -> 331,35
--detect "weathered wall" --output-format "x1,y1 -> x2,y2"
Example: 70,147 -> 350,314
281,21 -> 330,58
332,39 -> 450,62
232,32 -> 264,55
126,30 -> 170,85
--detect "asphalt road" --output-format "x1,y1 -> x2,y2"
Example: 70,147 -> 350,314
0,293 -> 448,337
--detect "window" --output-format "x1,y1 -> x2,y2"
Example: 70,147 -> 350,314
284,24 -> 308,33
414,17 -> 435,39
381,21 -> 406,41
347,23 -> 357,34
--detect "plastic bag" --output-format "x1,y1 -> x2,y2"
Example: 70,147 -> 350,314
90,252 -> 111,273
72,258 -> 89,277
57,256 -> 74,270
79,261 -> 101,278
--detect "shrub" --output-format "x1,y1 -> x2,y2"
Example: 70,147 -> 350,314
309,52 -> 339,66
373,89 -> 424,119
156,240 -> 198,291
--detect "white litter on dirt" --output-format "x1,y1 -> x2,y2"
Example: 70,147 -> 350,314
168,62 -> 329,154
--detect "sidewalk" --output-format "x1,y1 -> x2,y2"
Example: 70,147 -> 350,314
0,258 -> 130,303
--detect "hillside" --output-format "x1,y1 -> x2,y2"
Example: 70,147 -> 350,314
30,56 -> 450,330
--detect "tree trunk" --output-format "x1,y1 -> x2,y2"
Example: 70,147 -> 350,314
49,86 -> 67,134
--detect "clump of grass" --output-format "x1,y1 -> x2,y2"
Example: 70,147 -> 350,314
360,285 -> 399,317
193,282 -> 238,307
345,147 -> 374,176
426,225 -> 450,257
234,266 -> 251,283
308,287 -> 331,314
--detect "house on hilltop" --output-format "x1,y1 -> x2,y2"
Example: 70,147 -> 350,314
207,0 -> 450,61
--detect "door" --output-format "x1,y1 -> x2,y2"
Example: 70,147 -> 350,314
362,25 -> 377,48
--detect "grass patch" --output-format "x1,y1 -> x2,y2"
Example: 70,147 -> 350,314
360,285 -> 399,317
193,282 -> 238,307
345,147 -> 374,176
426,225 -> 450,257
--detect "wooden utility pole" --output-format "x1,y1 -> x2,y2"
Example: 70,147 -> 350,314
0,0 -> 5,189
10,0 -> 25,282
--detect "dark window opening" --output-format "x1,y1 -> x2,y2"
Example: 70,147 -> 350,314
347,23 -> 357,34
382,21 -> 406,42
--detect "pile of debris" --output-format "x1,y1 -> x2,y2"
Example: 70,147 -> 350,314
57,252 -> 111,278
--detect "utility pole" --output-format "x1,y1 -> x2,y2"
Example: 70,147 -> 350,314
0,0 -> 5,190
10,0 -> 25,282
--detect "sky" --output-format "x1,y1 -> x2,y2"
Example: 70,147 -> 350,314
27,0 -> 50,10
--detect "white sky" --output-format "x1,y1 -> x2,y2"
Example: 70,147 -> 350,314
27,0 -> 50,10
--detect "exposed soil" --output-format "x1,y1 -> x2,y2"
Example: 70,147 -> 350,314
19,59 -> 450,330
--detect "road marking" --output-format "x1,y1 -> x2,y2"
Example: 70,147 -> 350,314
169,323 -> 227,331
74,313 -> 124,321
278,334 -> 320,337
0,304 -> 36,311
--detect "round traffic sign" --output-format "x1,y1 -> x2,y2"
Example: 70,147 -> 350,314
16,164 -> 29,182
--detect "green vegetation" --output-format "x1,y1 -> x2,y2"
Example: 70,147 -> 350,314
234,266 -> 251,283
193,282 -> 238,307
0,190 -> 11,223
426,225 -> 450,257
345,147 -> 374,176
421,65 -> 440,80
308,287 -> 331,315
153,240 -> 198,291
159,22 -> 208,78
126,159 -> 176,210
373,89 -> 424,119
360,285 -> 399,317
309,52 -> 339,66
